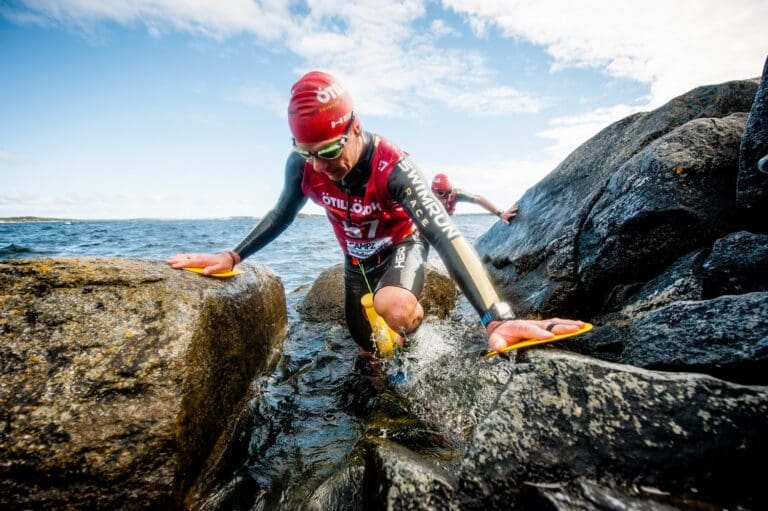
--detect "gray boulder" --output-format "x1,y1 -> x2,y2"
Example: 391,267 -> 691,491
476,79 -> 759,317
296,263 -> 458,322
701,230 -> 768,296
0,258 -> 287,510
577,113 -> 746,302
518,478 -> 689,510
737,55 -> 768,221
362,438 -> 458,511
565,249 -> 708,359
457,350 -> 768,510
623,292 -> 768,384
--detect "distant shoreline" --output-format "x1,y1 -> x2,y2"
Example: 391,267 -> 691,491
0,212 -> 492,224
0,217 -> 72,224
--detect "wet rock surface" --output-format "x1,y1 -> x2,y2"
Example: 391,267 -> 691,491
0,258 -> 287,510
458,350 -> 768,510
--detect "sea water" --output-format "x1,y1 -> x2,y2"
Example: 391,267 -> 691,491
0,215 -> 497,291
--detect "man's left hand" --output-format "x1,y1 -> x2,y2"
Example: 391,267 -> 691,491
486,318 -> 585,352
500,202 -> 519,224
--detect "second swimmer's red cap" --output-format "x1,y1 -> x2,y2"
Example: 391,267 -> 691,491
288,71 -> 355,144
431,173 -> 452,193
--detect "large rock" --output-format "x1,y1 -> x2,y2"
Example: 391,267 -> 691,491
362,439 -> 457,511
457,350 -> 768,510
577,113 -> 746,301
737,55 -> 768,223
0,258 -> 287,510
296,263 -> 458,322
518,478 -> 693,510
701,230 -> 768,297
476,79 -> 759,317
623,292 -> 768,384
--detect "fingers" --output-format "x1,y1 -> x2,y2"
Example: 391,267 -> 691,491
167,253 -> 229,271
535,318 -> 584,335
488,320 -> 553,352
202,262 -> 229,276
487,318 -> 585,351
167,253 -> 200,268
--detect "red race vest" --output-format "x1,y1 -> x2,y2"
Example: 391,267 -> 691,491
442,190 -> 459,215
301,137 -> 415,258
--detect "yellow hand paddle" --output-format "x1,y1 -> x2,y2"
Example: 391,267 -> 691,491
182,267 -> 243,278
485,322 -> 593,359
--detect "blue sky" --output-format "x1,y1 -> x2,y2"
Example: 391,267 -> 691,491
1,0 -> 766,219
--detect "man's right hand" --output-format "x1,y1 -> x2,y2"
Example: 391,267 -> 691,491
167,252 -> 236,276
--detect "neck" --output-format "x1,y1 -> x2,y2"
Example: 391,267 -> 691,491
348,131 -> 368,167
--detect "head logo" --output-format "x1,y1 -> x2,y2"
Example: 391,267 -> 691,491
316,82 -> 345,104
331,111 -> 352,129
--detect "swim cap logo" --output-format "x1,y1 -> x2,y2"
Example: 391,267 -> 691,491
331,111 -> 352,129
316,82 -> 345,104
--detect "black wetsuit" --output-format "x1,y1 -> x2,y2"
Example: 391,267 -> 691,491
234,132 -> 504,350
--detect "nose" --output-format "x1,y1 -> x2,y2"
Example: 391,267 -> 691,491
311,157 -> 328,172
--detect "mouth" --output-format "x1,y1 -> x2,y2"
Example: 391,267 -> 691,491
323,168 -> 346,180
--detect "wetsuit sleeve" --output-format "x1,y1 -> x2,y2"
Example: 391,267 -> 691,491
455,189 -> 479,203
386,158 -> 505,318
233,152 -> 308,260
457,189 -> 503,216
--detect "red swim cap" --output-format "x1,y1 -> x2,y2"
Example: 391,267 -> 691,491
431,173 -> 452,193
288,71 -> 355,144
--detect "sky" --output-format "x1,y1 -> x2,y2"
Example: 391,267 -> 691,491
0,0 -> 766,219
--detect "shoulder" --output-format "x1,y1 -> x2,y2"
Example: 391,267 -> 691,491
370,134 -> 409,181
286,151 -> 308,175
455,189 -> 477,201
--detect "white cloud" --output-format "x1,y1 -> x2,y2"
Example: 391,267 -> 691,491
443,0 -> 768,107
430,18 -> 460,38
13,0 -> 294,40
538,103 -> 648,161
0,150 -> 26,163
7,0 -> 544,117
425,156 -> 562,208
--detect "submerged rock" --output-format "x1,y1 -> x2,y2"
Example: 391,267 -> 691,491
296,263 -> 458,322
0,258 -> 287,510
362,438 -> 457,511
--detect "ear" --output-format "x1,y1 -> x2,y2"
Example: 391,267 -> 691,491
352,118 -> 362,135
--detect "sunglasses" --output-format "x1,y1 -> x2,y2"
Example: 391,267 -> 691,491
434,189 -> 451,198
292,113 -> 355,161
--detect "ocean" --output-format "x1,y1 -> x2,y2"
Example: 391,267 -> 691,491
0,215 -> 498,291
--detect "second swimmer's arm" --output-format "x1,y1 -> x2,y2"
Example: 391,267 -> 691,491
458,190 -> 504,218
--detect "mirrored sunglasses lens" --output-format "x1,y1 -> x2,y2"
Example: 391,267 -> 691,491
317,145 -> 343,159
293,147 -> 312,160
